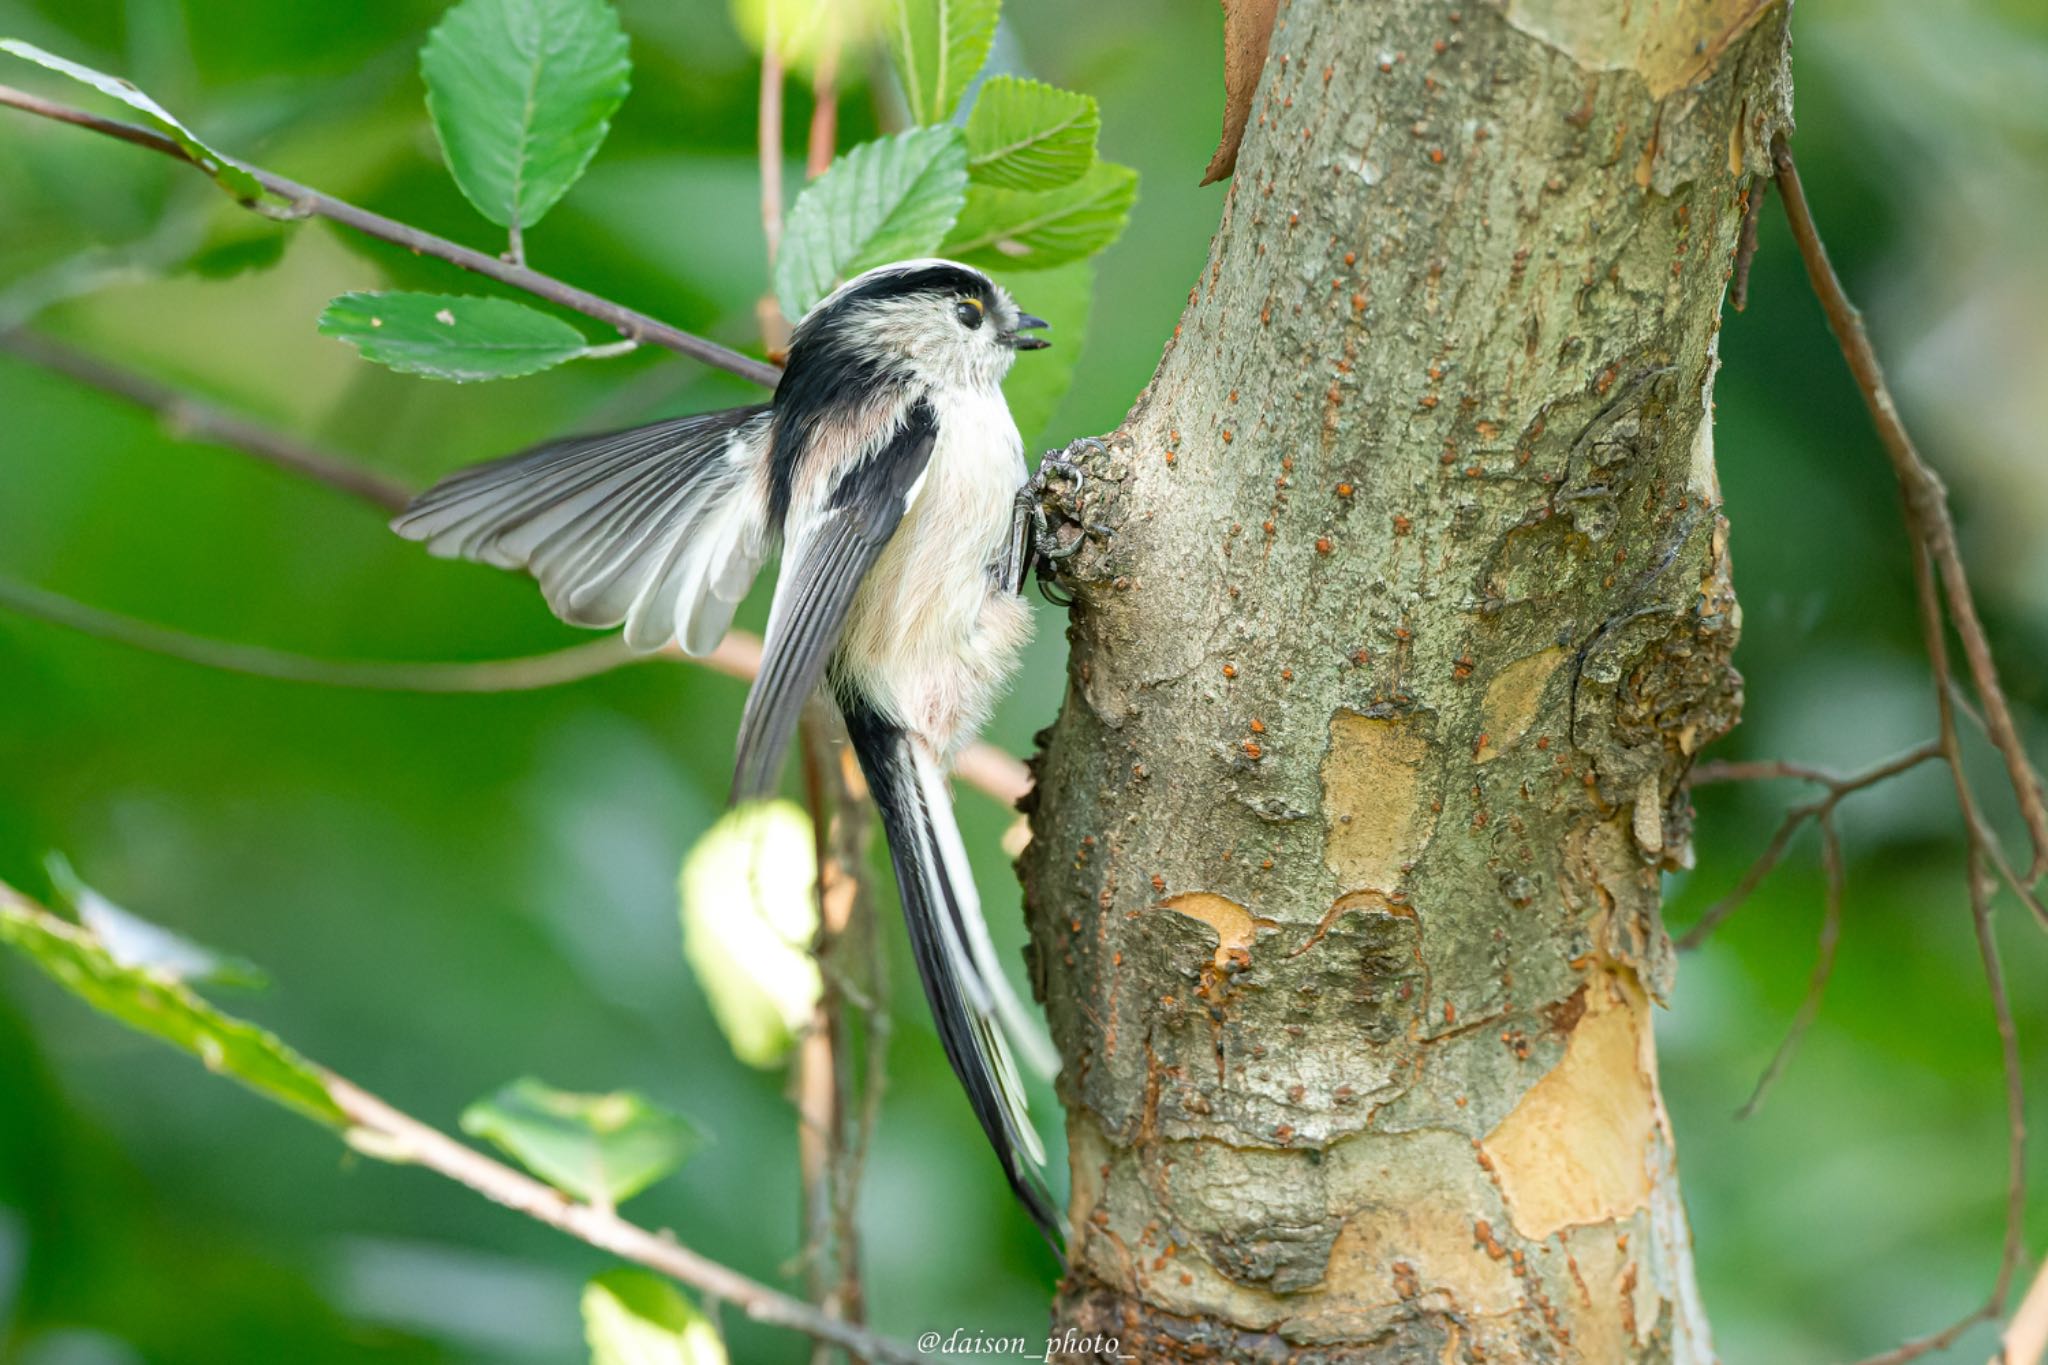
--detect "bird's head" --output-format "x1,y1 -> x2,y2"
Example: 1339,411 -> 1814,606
788,258 -> 1050,393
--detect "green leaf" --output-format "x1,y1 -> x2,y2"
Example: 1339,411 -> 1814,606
318,291 -> 602,381
44,853 -> 268,991
775,127 -> 969,320
582,1271 -> 727,1365
996,260 -> 1093,447
964,77 -> 1099,191
0,886 -> 344,1126
679,802 -> 819,1069
883,0 -> 999,126
460,1078 -> 705,1206
0,39 -> 264,201
420,0 -> 632,233
942,159 -> 1138,271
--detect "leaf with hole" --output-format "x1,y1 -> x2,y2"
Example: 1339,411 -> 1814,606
942,159 -> 1137,271
882,0 -> 999,126
0,39 -> 263,200
44,853 -> 267,990
0,886 -> 343,1126
460,1078 -> 705,1207
679,801 -> 820,1069
775,127 -> 969,319
583,1270 -> 727,1365
965,77 -> 1098,191
420,0 -> 632,233
318,292 -> 604,381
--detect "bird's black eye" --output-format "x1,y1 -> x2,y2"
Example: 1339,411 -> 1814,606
954,299 -> 984,330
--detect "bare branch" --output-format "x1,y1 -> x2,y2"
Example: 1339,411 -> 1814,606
0,328 -> 412,513
0,574 -> 670,692
1773,135 -> 2048,882
0,82 -> 783,388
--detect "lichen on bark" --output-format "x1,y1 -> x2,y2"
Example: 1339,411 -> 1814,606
1018,1 -> 1792,1359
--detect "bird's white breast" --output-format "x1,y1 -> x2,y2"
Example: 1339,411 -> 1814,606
834,383 -> 1033,753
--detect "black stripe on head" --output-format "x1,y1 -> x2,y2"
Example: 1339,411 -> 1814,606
766,263 -> 995,528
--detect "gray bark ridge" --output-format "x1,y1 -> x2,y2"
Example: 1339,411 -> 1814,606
1020,1 -> 1792,1360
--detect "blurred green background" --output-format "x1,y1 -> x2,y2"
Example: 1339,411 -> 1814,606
1,1 -> 2044,1361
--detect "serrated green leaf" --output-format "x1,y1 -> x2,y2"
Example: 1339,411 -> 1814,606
583,1271 -> 727,1365
0,885 -> 343,1126
460,1078 -> 704,1206
996,260 -> 1092,447
0,39 -> 264,201
420,0 -> 632,233
44,853 -> 268,991
883,0 -> 998,126
775,127 -> 968,319
965,77 -> 1099,191
318,291 -> 599,381
680,802 -> 820,1069
942,159 -> 1137,271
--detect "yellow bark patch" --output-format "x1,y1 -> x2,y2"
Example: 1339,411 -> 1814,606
1322,1197 -> 1522,1317
1475,647 -> 1564,763
1160,892 -> 1260,969
1481,970 -> 1657,1240
1322,710 -> 1436,890
1501,0 -> 1779,98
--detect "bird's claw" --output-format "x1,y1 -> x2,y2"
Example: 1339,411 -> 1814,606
1025,437 -> 1109,606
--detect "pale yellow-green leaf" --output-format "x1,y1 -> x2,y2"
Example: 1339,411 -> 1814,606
679,801 -> 820,1068
583,1270 -> 727,1365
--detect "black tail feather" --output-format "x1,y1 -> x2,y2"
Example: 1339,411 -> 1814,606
838,697 -> 1062,1248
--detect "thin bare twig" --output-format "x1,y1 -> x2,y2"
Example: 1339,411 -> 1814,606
795,711 -> 881,1364
1774,135 -> 2048,882
0,82 -> 783,388
0,333 -> 1030,806
1729,177 -> 1768,313
1848,543 -> 2028,1365
807,45 -> 840,181
0,328 -> 412,512
1677,741 -> 1941,951
1735,807 -> 1844,1119
0,574 -> 678,691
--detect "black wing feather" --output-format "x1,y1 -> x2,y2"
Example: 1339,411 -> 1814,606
729,399 -> 937,802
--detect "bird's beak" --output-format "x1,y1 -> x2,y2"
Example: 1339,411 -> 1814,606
1013,312 -> 1051,351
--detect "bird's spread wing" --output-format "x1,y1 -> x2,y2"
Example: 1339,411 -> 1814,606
728,398 -> 936,803
391,407 -> 774,655
841,697 -> 1062,1246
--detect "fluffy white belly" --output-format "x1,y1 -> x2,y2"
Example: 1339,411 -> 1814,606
834,386 -> 1033,753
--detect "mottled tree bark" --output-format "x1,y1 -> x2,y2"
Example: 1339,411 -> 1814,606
1020,1 -> 1791,1359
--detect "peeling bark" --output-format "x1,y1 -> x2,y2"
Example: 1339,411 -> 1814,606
1019,1 -> 1791,1359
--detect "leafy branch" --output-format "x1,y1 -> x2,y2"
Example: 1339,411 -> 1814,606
0,78 -> 779,385
0,879 -> 927,1363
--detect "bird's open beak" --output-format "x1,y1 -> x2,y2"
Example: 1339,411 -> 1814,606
1013,313 -> 1051,350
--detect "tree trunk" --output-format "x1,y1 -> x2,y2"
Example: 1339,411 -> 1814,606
1020,1 -> 1791,1359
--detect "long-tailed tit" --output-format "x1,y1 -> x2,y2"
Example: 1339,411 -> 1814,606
393,259 -> 1066,1240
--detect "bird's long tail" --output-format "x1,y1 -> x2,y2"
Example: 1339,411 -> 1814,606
839,697 -> 1063,1246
